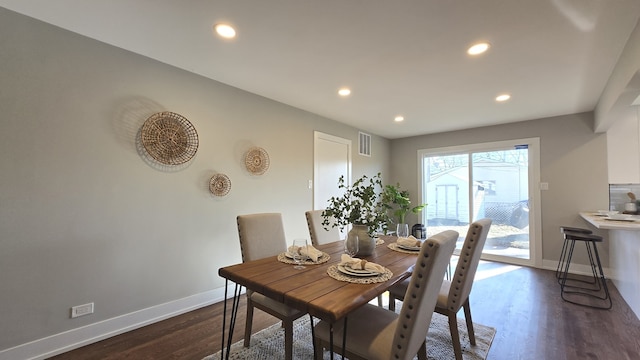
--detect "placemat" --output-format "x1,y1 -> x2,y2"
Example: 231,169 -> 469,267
327,264 -> 392,284
387,242 -> 421,254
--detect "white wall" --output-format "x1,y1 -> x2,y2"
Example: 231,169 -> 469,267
0,8 -> 390,356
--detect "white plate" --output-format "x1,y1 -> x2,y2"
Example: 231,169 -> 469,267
337,265 -> 380,277
605,218 -> 636,222
608,214 -> 634,221
397,243 -> 421,251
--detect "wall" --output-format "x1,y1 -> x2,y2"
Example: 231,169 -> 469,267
388,113 -> 610,269
0,8 -> 390,356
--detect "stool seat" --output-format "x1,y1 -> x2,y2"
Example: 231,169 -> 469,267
557,226 -> 611,309
556,227 -> 592,282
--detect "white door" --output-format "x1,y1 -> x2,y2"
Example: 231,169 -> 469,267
313,131 -> 351,212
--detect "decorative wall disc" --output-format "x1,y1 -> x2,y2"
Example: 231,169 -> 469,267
140,111 -> 199,165
209,174 -> 231,197
244,147 -> 270,175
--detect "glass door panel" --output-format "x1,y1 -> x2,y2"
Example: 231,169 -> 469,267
421,142 -> 533,264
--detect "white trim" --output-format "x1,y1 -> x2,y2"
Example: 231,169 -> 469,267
0,287 -> 231,360
541,259 -> 611,278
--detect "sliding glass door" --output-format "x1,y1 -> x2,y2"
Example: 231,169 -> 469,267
419,138 -> 540,266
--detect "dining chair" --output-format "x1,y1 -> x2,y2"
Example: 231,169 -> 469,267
312,230 -> 458,360
236,213 -> 305,360
388,218 -> 492,360
305,209 -> 341,246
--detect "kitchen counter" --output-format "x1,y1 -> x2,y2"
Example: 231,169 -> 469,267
579,211 -> 640,230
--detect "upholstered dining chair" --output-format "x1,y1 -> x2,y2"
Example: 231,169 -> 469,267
305,209 -> 341,246
312,230 -> 458,360
388,218 -> 492,360
236,213 -> 305,360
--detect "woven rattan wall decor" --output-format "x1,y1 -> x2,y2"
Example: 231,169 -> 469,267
244,146 -> 270,175
209,173 -> 231,197
140,111 -> 199,165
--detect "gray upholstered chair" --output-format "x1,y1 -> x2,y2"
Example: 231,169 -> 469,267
388,218 -> 492,360
236,213 -> 305,360
312,230 -> 458,360
305,209 -> 341,246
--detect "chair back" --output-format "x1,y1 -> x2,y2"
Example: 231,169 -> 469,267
445,218 -> 492,312
392,230 -> 458,360
237,213 -> 287,262
305,210 -> 341,245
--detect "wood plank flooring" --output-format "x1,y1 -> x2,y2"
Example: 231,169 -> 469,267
48,262 -> 640,359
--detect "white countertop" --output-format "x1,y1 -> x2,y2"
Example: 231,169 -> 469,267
580,212 -> 640,230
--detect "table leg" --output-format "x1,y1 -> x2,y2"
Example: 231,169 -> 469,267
220,279 -> 243,360
341,317 -> 348,359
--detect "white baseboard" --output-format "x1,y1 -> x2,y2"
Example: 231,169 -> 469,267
0,287 -> 234,360
541,259 -> 612,279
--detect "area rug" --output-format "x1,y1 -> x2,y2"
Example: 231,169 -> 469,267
205,312 -> 495,359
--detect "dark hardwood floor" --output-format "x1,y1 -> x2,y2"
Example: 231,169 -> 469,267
49,262 -> 640,359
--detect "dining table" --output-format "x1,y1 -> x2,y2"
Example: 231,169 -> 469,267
217,236 -> 422,359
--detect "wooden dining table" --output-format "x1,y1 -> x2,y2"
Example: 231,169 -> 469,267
217,236 -> 421,359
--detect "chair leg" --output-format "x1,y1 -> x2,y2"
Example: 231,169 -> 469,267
284,320 -> 293,360
463,299 -> 476,346
243,295 -> 254,348
388,293 -> 396,311
448,312 -> 463,360
417,340 -> 427,360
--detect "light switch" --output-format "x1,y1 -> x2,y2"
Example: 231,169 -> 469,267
540,182 -> 549,190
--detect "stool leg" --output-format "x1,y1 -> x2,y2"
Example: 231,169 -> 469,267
556,237 -> 570,283
590,241 -> 612,309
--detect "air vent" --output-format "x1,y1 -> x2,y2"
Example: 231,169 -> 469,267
359,132 -> 371,157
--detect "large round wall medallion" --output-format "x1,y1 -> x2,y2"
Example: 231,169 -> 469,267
244,147 -> 270,175
209,174 -> 232,197
140,111 -> 199,165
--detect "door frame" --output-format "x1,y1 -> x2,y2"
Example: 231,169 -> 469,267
417,137 -> 542,268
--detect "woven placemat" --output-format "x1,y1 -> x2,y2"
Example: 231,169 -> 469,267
277,252 -> 330,265
327,264 -> 392,284
387,242 -> 421,254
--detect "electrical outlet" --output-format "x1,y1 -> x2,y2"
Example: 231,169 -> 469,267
71,302 -> 94,318
308,180 -> 313,189
540,182 -> 549,190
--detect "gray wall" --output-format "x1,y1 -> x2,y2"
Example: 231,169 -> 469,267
0,9 -> 389,351
388,112 -> 610,268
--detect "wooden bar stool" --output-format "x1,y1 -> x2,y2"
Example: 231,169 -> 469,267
558,228 -> 612,309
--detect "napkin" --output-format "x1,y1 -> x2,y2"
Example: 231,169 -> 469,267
396,235 -> 421,248
288,244 -> 323,262
340,254 -> 386,273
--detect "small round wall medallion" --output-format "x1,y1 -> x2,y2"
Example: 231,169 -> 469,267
209,173 -> 231,197
244,146 -> 270,175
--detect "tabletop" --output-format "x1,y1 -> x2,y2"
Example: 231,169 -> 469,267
218,236 -> 419,323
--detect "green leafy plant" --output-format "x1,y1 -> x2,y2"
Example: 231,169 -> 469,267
381,183 -> 426,225
321,173 -> 389,236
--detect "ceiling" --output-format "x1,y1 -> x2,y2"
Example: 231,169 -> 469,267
2,0 -> 640,139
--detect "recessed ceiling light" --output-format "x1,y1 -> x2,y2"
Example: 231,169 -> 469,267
394,116 -> 405,122
496,94 -> 511,102
338,88 -> 351,96
214,24 -> 236,39
467,42 -> 490,55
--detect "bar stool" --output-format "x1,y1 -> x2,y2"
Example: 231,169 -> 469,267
556,226 -> 592,284
558,228 -> 612,309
